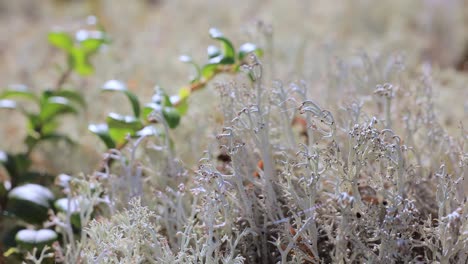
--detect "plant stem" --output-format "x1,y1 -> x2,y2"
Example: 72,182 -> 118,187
55,66 -> 72,90
173,64 -> 238,106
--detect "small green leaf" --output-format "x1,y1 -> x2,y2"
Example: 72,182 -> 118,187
0,99 -> 16,109
15,229 -> 58,251
179,55 -> 193,63
7,184 -> 54,224
0,85 -> 38,102
201,64 -> 219,80
75,30 -> 106,43
208,28 -> 235,64
106,113 -> 143,147
80,38 -> 104,55
0,150 -> 6,163
174,98 -> 189,116
162,107 -> 181,129
3,246 -> 20,257
26,114 -> 41,135
178,87 -> 191,100
54,197 -> 80,214
0,153 -> 31,181
2,226 -> 24,250
69,48 -> 94,76
120,90 -> 140,116
106,112 -> 143,130
102,80 -> 141,117
40,119 -> 60,135
25,135 -> 39,152
8,184 -> 54,208
102,79 -> 126,91
179,55 -> 201,83
137,126 -> 160,137
163,94 -> 173,107
40,133 -> 75,146
55,197 -> 90,228
48,31 -> 74,52
39,96 -> 78,123
143,103 -> 162,122
171,89 -> 190,115
88,123 -> 116,149
207,45 -> 221,59
238,43 -> 263,60
208,55 -> 235,64
43,90 -> 86,108
151,88 -> 172,106
108,127 -> 133,147
15,171 -> 50,186
151,93 -> 163,104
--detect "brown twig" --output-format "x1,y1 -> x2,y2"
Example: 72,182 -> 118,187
55,66 -> 72,90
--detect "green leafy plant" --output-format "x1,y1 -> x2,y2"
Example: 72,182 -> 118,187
89,28 -> 262,151
0,86 -> 82,262
0,86 -> 83,155
0,85 -> 84,207
15,229 -> 58,252
48,27 -> 109,81
0,24 -> 107,261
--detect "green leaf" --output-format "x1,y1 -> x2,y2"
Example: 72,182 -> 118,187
179,55 -> 201,83
163,94 -> 173,107
3,247 -> 21,258
75,29 -> 102,40
55,197 -> 90,228
102,80 -> 141,117
201,64 -> 219,80
179,55 -> 193,63
40,133 -> 75,146
7,184 -> 54,224
106,112 -> 143,130
54,197 -> 81,214
14,171 -> 50,186
8,184 -> 54,208
76,29 -> 109,57
0,150 -> 6,163
43,90 -> 86,108
88,123 -> 116,149
162,107 -> 181,129
0,153 -> 31,181
143,103 -> 162,122
0,85 -> 38,102
69,48 -> 94,76
48,31 -> 74,52
106,113 -> 143,147
108,128 -> 133,147
208,28 -> 235,64
15,229 -> 58,251
170,88 -> 191,115
80,38 -> 104,55
174,99 -> 189,116
26,114 -> 41,135
120,90 -> 140,116
2,226 -> 24,251
178,87 -> 191,100
0,99 -> 17,109
102,79 -> 126,91
207,45 -> 221,59
238,43 -> 263,60
151,88 -> 172,106
136,126 -> 160,137
39,96 -> 78,123
25,135 -> 39,152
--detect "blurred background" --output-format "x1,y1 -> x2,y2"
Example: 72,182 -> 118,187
0,0 -> 467,175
